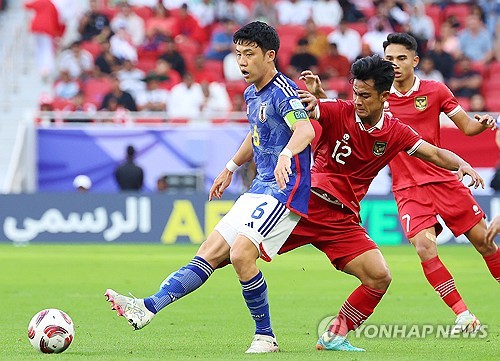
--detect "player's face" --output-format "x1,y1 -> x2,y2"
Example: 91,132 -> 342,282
352,79 -> 389,123
384,44 -> 419,84
235,41 -> 277,90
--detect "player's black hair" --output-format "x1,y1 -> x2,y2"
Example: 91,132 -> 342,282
382,33 -> 418,53
233,21 -> 280,53
351,54 -> 395,94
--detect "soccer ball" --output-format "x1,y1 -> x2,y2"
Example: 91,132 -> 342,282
27,309 -> 75,354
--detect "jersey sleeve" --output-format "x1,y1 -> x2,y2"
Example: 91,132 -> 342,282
316,98 -> 341,126
438,82 -> 462,117
398,122 -> 424,155
276,88 -> 309,129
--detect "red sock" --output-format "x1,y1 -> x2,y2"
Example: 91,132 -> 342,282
422,256 -> 467,315
329,285 -> 385,336
483,247 -> 500,282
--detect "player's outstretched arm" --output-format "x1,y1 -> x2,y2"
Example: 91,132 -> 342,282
298,90 -> 319,114
412,141 -> 484,189
209,132 -> 254,200
274,119 -> 315,190
486,215 -> 500,243
299,70 -> 328,99
450,110 -> 496,136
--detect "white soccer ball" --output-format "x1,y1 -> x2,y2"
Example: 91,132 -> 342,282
27,309 -> 75,354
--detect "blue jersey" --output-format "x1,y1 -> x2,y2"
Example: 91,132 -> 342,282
243,72 -> 311,217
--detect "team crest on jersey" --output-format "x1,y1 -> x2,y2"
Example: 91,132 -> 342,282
259,103 -> 267,122
373,141 -> 387,156
414,96 -> 427,111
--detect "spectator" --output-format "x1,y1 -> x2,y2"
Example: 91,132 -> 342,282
135,74 -> 169,111
304,19 -> 329,59
109,20 -> 138,62
288,38 -> 319,79
367,4 -> 394,34
200,81 -> 231,118
191,0 -> 216,28
24,0 -> 65,80
117,59 -> 146,99
78,0 -> 110,41
159,37 -> 186,77
115,145 -> 144,191
275,0 -> 311,26
94,39 -> 122,75
469,94 -> 487,113
250,0 -> 279,27
362,18 -> 391,56
415,57 -> 444,83
223,45 -> 242,82
149,58 -> 181,90
54,69 -> 81,99
205,18 -> 237,61
57,40 -> 94,79
215,0 -> 249,25
458,13 -> 493,63
338,0 -> 366,22
65,91 -> 96,122
100,74 -> 137,111
145,2 -> 180,41
408,1 -> 434,49
175,3 -> 205,44
168,72 -> 204,119
110,1 -> 145,47
478,0 -> 500,36
318,42 -> 350,79
440,21 -> 461,59
426,37 -> 455,80
447,57 -> 482,98
190,55 -> 218,83
73,174 -> 92,192
311,0 -> 343,28
327,18 -> 362,62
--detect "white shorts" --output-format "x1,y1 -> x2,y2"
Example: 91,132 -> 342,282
215,193 -> 300,261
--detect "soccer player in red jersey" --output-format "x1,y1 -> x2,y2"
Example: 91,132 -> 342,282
280,55 -> 484,351
383,33 -> 499,331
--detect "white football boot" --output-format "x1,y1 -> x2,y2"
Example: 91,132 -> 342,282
245,334 -> 279,353
105,289 -> 155,330
451,311 -> 481,335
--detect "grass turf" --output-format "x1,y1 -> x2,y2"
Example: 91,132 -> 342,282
1,244 -> 499,360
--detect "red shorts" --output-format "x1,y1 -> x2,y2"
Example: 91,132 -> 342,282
279,192 -> 378,270
394,180 -> 485,239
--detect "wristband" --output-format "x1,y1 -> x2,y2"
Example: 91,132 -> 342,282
225,159 -> 239,172
279,147 -> 293,158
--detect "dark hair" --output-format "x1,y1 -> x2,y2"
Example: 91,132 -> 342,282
383,33 -> 418,53
126,145 -> 136,158
233,21 -> 280,53
350,55 -> 395,93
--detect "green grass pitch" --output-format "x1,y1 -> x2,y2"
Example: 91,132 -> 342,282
1,244 -> 499,360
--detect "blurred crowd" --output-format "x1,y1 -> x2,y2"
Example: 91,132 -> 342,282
23,0 -> 500,123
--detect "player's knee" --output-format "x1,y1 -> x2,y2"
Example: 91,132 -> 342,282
365,267 -> 392,290
413,238 -> 437,260
196,234 -> 230,268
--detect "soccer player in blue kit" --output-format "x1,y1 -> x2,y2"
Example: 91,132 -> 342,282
105,21 -> 315,353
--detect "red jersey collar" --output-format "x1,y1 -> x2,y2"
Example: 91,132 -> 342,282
355,111 -> 384,132
390,76 -> 421,97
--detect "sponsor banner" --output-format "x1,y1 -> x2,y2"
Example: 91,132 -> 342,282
0,194 -> 497,245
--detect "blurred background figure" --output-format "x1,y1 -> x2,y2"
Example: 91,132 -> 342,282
114,145 -> 144,191
24,0 -> 65,81
73,174 -> 92,192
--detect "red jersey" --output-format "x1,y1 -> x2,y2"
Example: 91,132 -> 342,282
313,98 -> 422,220
386,77 -> 462,191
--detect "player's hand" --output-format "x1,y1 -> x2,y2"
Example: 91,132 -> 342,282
474,114 -> 496,129
456,164 -> 484,189
209,168 -> 233,200
274,155 -> 292,190
299,70 -> 323,96
485,215 -> 500,243
298,89 -> 318,113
